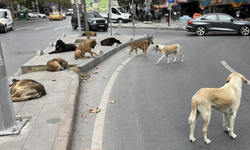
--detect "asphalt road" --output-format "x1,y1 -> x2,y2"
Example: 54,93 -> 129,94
71,30 -> 250,150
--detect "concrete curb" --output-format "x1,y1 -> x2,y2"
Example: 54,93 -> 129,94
52,70 -> 79,150
110,25 -> 186,31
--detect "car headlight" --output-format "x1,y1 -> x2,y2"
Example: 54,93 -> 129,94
105,20 -> 108,23
88,20 -> 96,24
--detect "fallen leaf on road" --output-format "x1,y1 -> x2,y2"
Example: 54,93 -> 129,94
82,90 -> 87,93
108,100 -> 116,104
85,148 -> 89,150
89,108 -> 101,113
95,67 -> 99,69
86,87 -> 90,89
120,63 -> 123,66
52,79 -> 57,81
93,71 -> 98,74
103,77 -> 109,80
82,115 -> 87,118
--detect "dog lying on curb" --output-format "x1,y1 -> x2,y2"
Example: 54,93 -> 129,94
152,44 -> 184,64
74,39 -> 98,59
46,58 -> 68,71
129,38 -> 154,57
9,79 -> 46,102
49,39 -> 77,54
189,72 -> 247,144
100,37 -> 122,46
82,31 -> 97,36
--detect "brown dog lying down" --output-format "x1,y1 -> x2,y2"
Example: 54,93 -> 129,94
10,79 -> 46,102
74,39 -> 99,59
49,39 -> 77,54
129,38 -> 154,57
46,58 -> 68,71
189,72 -> 247,144
82,31 -> 97,36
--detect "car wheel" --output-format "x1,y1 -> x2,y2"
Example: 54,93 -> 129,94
10,24 -> 13,30
196,26 -> 206,36
117,18 -> 123,23
72,22 -> 77,30
239,26 -> 250,36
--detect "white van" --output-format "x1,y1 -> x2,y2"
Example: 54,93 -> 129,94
0,9 -> 13,33
99,6 -> 131,23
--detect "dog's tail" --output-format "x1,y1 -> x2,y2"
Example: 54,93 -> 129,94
177,44 -> 184,58
189,98 -> 198,125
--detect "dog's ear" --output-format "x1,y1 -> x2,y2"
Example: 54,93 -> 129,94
226,75 -> 231,83
241,75 -> 248,83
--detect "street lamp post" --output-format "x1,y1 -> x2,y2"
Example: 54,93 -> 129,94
0,42 -> 28,136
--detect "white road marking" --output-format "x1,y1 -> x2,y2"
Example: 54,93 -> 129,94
15,27 -> 30,31
54,26 -> 70,30
91,37 -> 183,150
34,26 -> 50,30
221,61 -> 250,85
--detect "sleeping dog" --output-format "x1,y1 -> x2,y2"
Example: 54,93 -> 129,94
49,39 -> 77,54
153,44 -> 184,64
101,37 -> 122,46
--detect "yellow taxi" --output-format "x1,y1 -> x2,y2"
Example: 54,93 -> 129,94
49,12 -> 63,21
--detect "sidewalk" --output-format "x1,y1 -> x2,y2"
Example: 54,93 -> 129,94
0,32 -> 153,150
0,20 -> 186,150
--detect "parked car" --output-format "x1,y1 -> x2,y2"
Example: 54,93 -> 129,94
71,11 -> 108,31
0,8 -> 13,33
38,13 -> 46,18
61,12 -> 66,19
186,13 -> 250,36
28,12 -> 39,19
49,12 -> 63,21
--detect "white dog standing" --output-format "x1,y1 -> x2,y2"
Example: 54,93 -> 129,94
189,72 -> 248,144
153,44 -> 184,64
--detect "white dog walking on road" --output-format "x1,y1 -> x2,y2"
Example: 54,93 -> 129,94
189,72 -> 248,144
153,44 -> 184,64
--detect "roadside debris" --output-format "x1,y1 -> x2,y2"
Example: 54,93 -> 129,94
52,79 -> 57,81
95,67 -> 99,69
103,77 -> 109,80
108,100 -> 116,104
89,107 -> 101,113
93,71 -> 98,74
82,115 -> 87,118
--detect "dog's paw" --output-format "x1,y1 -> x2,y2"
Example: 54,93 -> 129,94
189,137 -> 196,143
205,139 -> 211,144
224,127 -> 230,133
230,133 -> 237,139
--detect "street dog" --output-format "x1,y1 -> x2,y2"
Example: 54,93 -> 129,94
46,58 -> 68,71
189,72 -> 247,144
152,44 -> 184,64
49,39 -> 77,54
129,38 -> 154,57
74,39 -> 98,59
82,31 -> 97,36
100,37 -> 122,46
9,79 -> 46,102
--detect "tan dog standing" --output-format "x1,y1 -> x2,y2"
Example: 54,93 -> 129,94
46,58 -> 68,71
129,38 -> 154,57
10,79 -> 46,102
189,72 -> 247,144
74,39 -> 98,59
153,44 -> 184,64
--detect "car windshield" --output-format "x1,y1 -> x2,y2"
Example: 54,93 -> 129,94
87,12 -> 102,18
0,11 -> 4,18
117,7 -> 126,13
51,12 -> 59,15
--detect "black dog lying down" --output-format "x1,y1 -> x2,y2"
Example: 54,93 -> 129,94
100,37 -> 122,46
49,39 -> 77,54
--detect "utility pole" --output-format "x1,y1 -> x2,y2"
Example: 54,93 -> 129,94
82,0 -> 90,39
109,0 -> 112,36
132,0 -> 135,37
76,0 -> 82,35
0,42 -> 28,136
